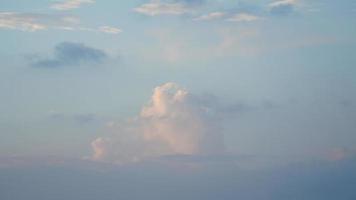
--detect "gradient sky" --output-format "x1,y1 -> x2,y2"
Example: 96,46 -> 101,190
0,0 -> 356,199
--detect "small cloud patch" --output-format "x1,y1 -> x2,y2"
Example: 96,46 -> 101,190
134,0 -> 195,16
31,42 -> 107,68
226,13 -> 262,22
269,0 -> 297,15
51,0 -> 95,11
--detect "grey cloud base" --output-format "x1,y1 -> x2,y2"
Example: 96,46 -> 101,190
31,42 -> 107,68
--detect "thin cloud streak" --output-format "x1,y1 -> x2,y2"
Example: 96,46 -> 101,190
269,0 -> 298,15
0,12 -> 64,32
0,12 -> 121,34
226,13 -> 262,22
193,12 -> 226,21
98,26 -> 122,34
51,0 -> 95,11
134,0 -> 192,16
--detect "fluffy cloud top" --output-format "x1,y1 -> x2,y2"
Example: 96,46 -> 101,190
51,0 -> 95,11
31,42 -> 107,68
91,83 -> 225,164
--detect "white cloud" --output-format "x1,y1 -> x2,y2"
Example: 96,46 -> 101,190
269,0 -> 297,8
91,83 -> 225,164
226,13 -> 262,22
268,0 -> 298,15
51,0 -> 95,11
0,12 -> 81,32
0,12 -> 47,32
193,12 -> 226,21
98,26 -> 122,34
0,12 -> 121,35
134,0 -> 191,16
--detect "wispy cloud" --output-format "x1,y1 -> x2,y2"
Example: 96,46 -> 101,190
0,12 -> 65,32
269,0 -> 298,15
67,26 -> 122,34
226,13 -> 262,22
0,12 -> 121,34
51,0 -> 95,11
30,42 -> 107,68
269,0 -> 297,8
134,0 -> 192,16
175,0 -> 205,6
193,12 -> 226,21
98,26 -> 122,34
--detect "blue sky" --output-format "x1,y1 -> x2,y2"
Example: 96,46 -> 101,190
0,0 -> 356,199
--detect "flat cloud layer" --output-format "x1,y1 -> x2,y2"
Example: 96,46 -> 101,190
91,82 -> 225,163
1,154 -> 356,200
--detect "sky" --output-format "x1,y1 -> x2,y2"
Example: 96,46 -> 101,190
0,0 -> 356,199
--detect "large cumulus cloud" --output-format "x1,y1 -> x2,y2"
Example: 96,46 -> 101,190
91,82 -> 225,164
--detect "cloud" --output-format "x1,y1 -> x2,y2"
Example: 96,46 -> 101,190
0,12 -> 46,32
226,13 -> 262,22
51,0 -> 95,11
173,0 -> 205,6
31,42 -> 107,68
134,0 -> 193,16
91,83 -> 225,164
97,26 -> 122,34
0,12 -> 121,34
269,0 -> 297,15
192,2 -> 263,23
70,26 -> 122,34
0,12 -> 72,32
176,0 -> 204,4
193,12 -> 226,21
